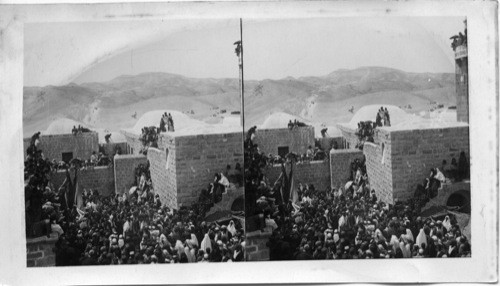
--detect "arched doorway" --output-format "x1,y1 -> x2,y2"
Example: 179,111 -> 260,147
446,190 -> 470,214
231,195 -> 244,212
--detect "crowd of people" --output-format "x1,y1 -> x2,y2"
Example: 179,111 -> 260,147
353,106 -> 391,150
287,119 -> 308,130
414,152 -> 470,205
71,125 -> 92,136
26,132 -> 246,265
244,126 -> 471,260
159,112 -> 175,132
139,113 -> 176,154
139,127 -> 160,154
375,106 -> 391,127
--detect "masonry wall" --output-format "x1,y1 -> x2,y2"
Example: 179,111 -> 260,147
330,149 -> 365,190
245,229 -> 272,261
113,154 -> 148,195
389,126 -> 470,201
264,160 -> 331,191
174,132 -> 243,207
26,233 -> 58,267
363,139 -> 394,204
121,130 -> 144,155
455,53 -> 469,123
49,166 -> 115,196
254,127 -> 315,156
23,132 -> 99,161
147,137 -> 178,209
337,125 -> 359,149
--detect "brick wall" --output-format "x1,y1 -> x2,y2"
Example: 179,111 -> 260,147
329,149 -> 365,190
23,132 -> 99,161
245,229 -> 272,261
389,126 -> 469,201
49,166 -> 115,196
254,127 -> 315,156
174,132 -> 243,207
26,232 -> 58,267
264,160 -> 331,191
113,154 -> 148,195
147,142 -> 178,210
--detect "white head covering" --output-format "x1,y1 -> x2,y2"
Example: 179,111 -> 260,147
416,228 -> 427,248
443,216 -> 452,231
227,220 -> 237,236
200,233 -> 212,253
190,233 -> 199,248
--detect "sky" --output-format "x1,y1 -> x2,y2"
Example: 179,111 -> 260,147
24,17 -> 465,86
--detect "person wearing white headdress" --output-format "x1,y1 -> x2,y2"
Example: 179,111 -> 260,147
200,233 -> 212,253
416,228 -> 427,249
184,243 -> 196,263
442,215 -> 452,232
190,233 -> 199,248
175,239 -> 184,256
227,220 -> 237,236
399,240 -> 411,258
374,228 -> 386,243
390,234 -> 400,253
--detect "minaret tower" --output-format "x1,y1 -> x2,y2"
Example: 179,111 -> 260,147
452,19 -> 468,123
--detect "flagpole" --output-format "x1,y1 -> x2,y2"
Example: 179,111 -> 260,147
239,18 -> 245,129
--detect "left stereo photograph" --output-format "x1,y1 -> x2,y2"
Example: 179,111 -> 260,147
23,19 -> 246,266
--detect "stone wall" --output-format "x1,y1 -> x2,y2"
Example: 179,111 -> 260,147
264,160 -> 331,191
337,125 -> 359,149
254,127 -> 315,156
113,154 -> 148,195
121,130 -> 144,155
389,126 -> 470,201
174,132 -> 243,207
455,56 -> 469,123
23,132 -> 99,162
245,229 -> 272,261
330,149 -> 365,190
26,232 -> 58,267
49,166 -> 115,196
364,140 -> 394,204
147,140 -> 178,209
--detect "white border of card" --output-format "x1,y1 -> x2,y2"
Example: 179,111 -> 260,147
0,1 -> 498,285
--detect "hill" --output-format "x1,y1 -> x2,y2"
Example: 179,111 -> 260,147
23,67 -> 456,138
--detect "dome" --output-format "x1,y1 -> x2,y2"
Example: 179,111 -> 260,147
44,118 -> 89,135
124,110 -> 241,136
347,105 -> 415,127
259,112 -> 310,129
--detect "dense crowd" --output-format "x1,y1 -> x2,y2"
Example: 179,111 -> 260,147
71,125 -> 92,136
287,119 -> 308,130
244,126 -> 471,260
139,113 -> 176,154
354,106 -> 391,149
25,132 -> 245,265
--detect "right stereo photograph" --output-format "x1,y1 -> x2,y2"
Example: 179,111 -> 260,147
244,17 -> 471,261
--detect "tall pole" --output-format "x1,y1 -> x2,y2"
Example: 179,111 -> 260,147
239,18 -> 245,129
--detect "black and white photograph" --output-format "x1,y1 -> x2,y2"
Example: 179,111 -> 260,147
0,1 -> 497,285
23,19 -> 246,266
244,17 -> 473,261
